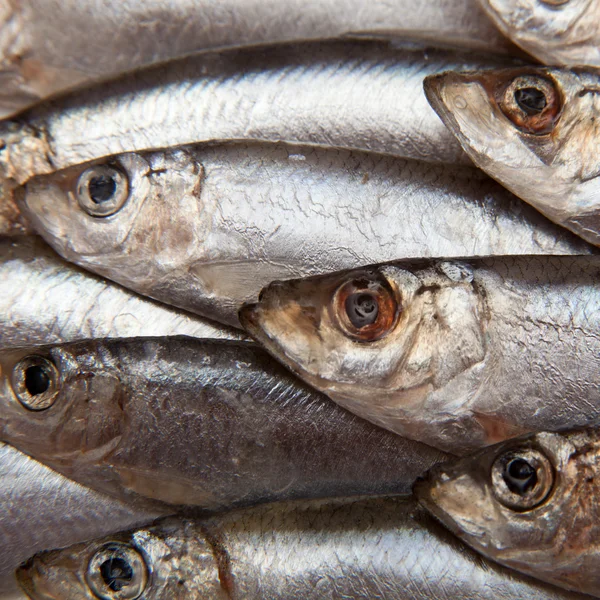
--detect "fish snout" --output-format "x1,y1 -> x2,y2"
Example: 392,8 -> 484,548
238,302 -> 261,333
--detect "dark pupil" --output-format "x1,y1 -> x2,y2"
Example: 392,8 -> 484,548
503,458 -> 538,495
345,292 -> 379,328
100,557 -> 133,592
88,175 -> 117,204
24,365 -> 50,396
514,87 -> 547,115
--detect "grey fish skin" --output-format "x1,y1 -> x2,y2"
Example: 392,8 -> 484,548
424,66 -> 600,247
16,497 -> 592,600
0,443 -> 163,600
415,428 -> 600,598
0,236 -> 244,348
1,0 -> 516,119
0,338 -> 447,510
241,255 -> 600,455
0,41 -> 523,185
18,143 -> 595,329
477,0 -> 600,66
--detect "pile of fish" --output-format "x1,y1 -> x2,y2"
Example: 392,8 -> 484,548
2,0 -> 600,598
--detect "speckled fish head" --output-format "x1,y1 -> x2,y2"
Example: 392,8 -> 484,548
415,429 -> 600,594
425,67 -> 600,223
240,261 -> 486,420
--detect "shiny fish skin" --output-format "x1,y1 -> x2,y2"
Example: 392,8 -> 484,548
0,41 -> 523,185
0,338 -> 447,510
0,443 -> 163,600
241,255 -> 600,454
0,237 -> 243,348
477,0 -> 600,66
425,67 -> 600,247
0,0 -> 516,119
16,497 -> 592,600
415,428 -> 600,597
18,143 -> 595,328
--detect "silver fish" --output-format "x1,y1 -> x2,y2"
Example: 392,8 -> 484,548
0,338 -> 446,509
18,143 -> 594,328
415,427 -> 600,598
477,0 -> 600,66
0,41 -> 524,185
0,443 -> 163,600
1,0 -> 516,119
425,66 -> 600,247
241,255 -> 600,455
16,496 -> 590,600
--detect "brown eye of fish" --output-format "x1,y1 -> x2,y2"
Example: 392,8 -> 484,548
86,543 -> 147,600
10,355 -> 59,411
333,277 -> 399,341
491,448 -> 554,511
76,165 -> 129,217
498,75 -> 561,135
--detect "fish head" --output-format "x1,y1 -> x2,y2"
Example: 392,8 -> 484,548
425,67 -> 600,223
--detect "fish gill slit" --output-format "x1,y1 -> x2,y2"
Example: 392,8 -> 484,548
200,525 -> 235,600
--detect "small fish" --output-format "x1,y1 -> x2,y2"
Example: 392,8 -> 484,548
241,255 -> 600,454
424,66 -> 600,247
415,427 -> 600,598
18,142 -> 594,328
16,496 -> 590,600
477,0 -> 600,66
0,338 -> 446,510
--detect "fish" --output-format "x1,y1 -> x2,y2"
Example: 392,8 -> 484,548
241,255 -> 600,455
0,442 -> 164,600
0,40 -> 525,185
415,427 -> 600,598
424,66 -> 600,247
0,181 -> 31,236
17,142 -> 595,328
1,0 -> 517,119
0,236 -> 244,348
0,337 -> 447,510
476,0 -> 600,66
16,496 -> 591,600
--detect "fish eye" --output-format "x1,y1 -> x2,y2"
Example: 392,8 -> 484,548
76,165 -> 129,217
332,276 -> 399,341
498,75 -> 561,135
491,448 -> 554,511
86,543 -> 147,600
10,355 -> 60,411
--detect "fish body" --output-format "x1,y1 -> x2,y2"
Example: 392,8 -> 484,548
416,428 -> 600,598
16,496 -> 591,600
18,143 -> 594,328
241,255 -> 600,454
425,66 -> 600,246
0,338 -> 446,509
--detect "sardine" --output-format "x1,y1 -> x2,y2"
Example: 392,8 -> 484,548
18,142 -> 594,328
0,443 -> 163,600
476,0 -> 600,66
16,496 -> 590,600
424,66 -> 600,246
0,41 -> 524,185
415,427 -> 600,598
0,237 -> 243,348
0,338 -> 447,509
241,255 -> 600,454
1,0 -> 516,119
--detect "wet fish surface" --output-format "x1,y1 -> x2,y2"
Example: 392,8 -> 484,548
18,142 -> 594,328
1,0 -> 515,119
241,255 -> 600,454
0,338 -> 447,510
416,427 -> 600,598
0,40 -> 524,184
425,66 -> 600,247
0,236 -> 244,348
477,0 -> 600,66
16,496 -> 591,600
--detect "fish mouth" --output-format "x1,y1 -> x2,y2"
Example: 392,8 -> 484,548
238,302 -> 261,336
423,72 -> 470,141
15,557 -> 53,600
